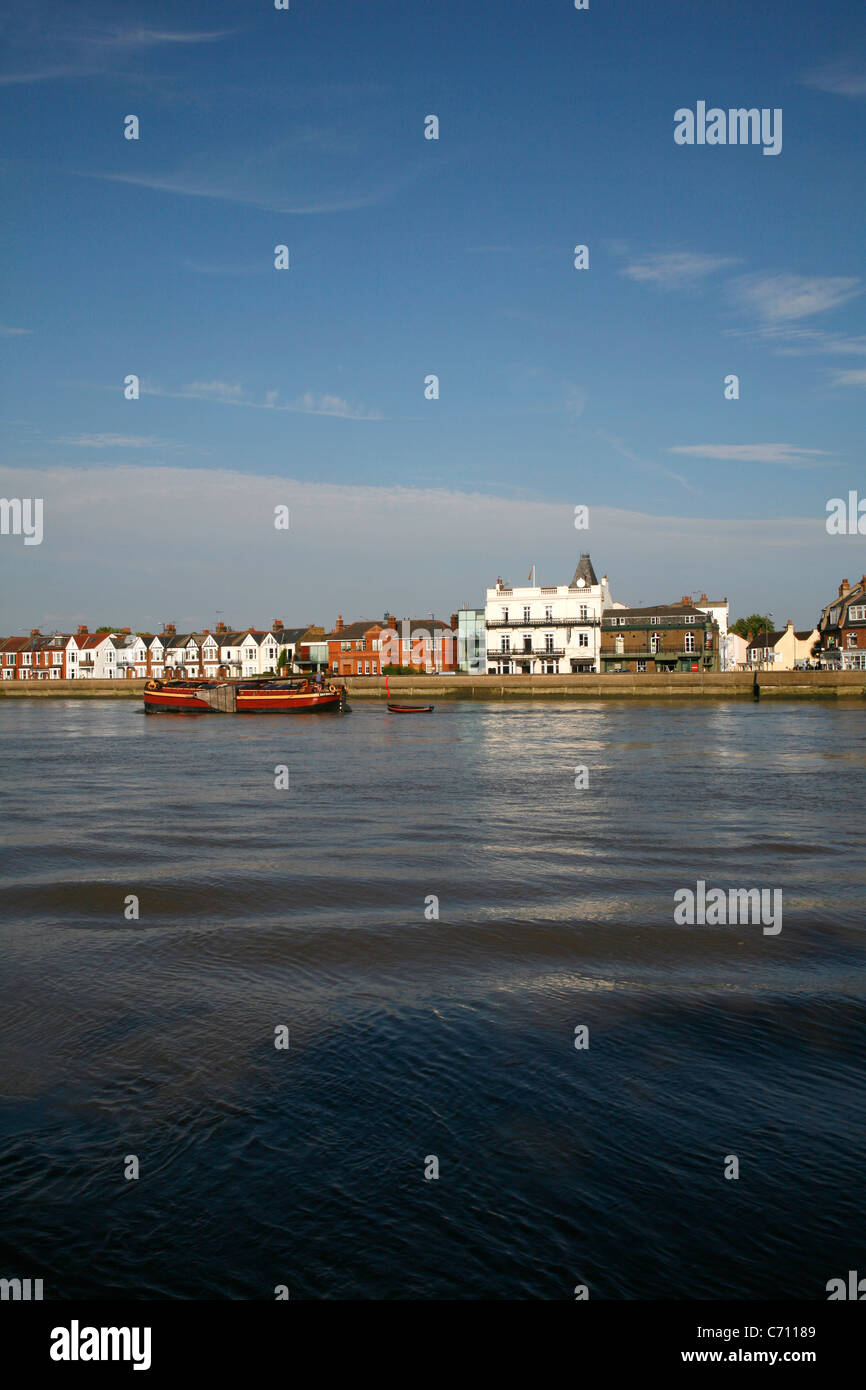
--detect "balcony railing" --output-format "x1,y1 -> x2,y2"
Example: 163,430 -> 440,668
496,647 -> 566,659
487,616 -> 599,629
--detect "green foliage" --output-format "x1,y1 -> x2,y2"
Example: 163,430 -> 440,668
730,614 -> 774,639
382,663 -> 419,675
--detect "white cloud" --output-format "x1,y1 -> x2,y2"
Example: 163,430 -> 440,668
802,57 -> 866,97
670,443 -> 831,467
0,324 -> 33,336
55,433 -> 170,449
144,380 -> 382,420
178,380 -> 243,402
730,273 -> 861,324
0,465 -> 842,632
831,368 -> 866,387
621,252 -> 738,290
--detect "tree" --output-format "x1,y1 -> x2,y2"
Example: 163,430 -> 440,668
730,614 -> 773,639
277,647 -> 292,672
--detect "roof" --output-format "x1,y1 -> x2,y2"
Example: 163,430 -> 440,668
570,553 -> 598,588
326,619 -> 383,640
603,603 -> 709,620
747,631 -> 785,649
274,627 -> 308,645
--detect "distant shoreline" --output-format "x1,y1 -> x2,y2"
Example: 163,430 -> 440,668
2,672 -> 864,700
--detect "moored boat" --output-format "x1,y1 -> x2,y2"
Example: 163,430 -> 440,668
386,703 -> 435,714
144,677 -> 345,714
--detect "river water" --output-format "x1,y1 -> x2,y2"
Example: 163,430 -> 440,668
1,697 -> 864,1299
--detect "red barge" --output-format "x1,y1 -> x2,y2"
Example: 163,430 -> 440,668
144,677 -> 346,715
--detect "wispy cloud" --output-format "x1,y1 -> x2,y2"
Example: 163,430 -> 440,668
730,273 -> 861,324
801,57 -> 866,98
75,165 -> 421,217
670,443 -> 831,467
0,324 -> 33,336
620,252 -> 738,290
597,430 -> 697,492
760,327 -> 866,357
831,368 -> 866,388
0,23 -> 232,86
145,380 -> 383,421
54,433 -> 174,449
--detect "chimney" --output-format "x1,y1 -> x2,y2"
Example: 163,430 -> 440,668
77,624 -> 88,635
335,615 -> 344,634
839,579 -> 850,596
682,595 -> 691,606
165,622 -> 176,635
786,619 -> 793,630
202,628 -> 211,636
450,612 -> 458,631
700,593 -> 707,603
273,619 -> 283,631
216,622 -> 227,634
122,627 -> 130,634
30,628 -> 41,636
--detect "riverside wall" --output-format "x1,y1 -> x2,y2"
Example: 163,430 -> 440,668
3,673 -> 864,700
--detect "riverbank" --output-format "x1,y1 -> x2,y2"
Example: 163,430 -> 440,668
2,671 -> 865,699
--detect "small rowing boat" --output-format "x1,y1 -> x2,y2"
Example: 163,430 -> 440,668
386,703 -> 434,714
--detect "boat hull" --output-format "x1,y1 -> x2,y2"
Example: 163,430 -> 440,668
144,679 -> 344,714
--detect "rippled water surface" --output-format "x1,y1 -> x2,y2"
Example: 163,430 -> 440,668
1,697 -> 864,1299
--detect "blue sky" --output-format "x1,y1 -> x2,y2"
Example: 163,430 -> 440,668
1,0 -> 864,630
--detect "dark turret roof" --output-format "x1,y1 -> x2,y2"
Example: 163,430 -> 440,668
570,553 -> 598,588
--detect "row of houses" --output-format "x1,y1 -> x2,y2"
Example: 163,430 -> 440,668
0,622 -> 322,681
4,568 -> 863,682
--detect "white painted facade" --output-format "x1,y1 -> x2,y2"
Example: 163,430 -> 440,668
485,556 -> 617,674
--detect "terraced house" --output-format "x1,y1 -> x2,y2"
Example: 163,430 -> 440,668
600,601 -> 720,673
817,576 -> 866,670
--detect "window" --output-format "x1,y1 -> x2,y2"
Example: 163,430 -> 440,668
544,605 -> 553,620
523,606 -> 531,621
578,632 -> 589,647
636,660 -> 646,672
543,633 -> 553,652
364,660 -> 370,674
849,605 -> 866,621
501,635 -> 511,653
615,635 -> 624,654
618,617 -> 627,626
650,616 -> 660,625
341,641 -> 351,651
579,605 -> 588,620
684,615 -> 695,624
651,634 -> 661,654
847,633 -> 858,647
502,608 -> 509,622
372,661 -> 377,674
357,661 -> 362,674
685,633 -> 696,653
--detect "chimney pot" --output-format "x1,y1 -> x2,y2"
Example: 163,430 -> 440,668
78,624 -> 88,635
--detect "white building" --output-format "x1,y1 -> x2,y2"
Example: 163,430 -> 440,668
693,595 -> 731,669
74,632 -> 119,679
485,554 -> 617,674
